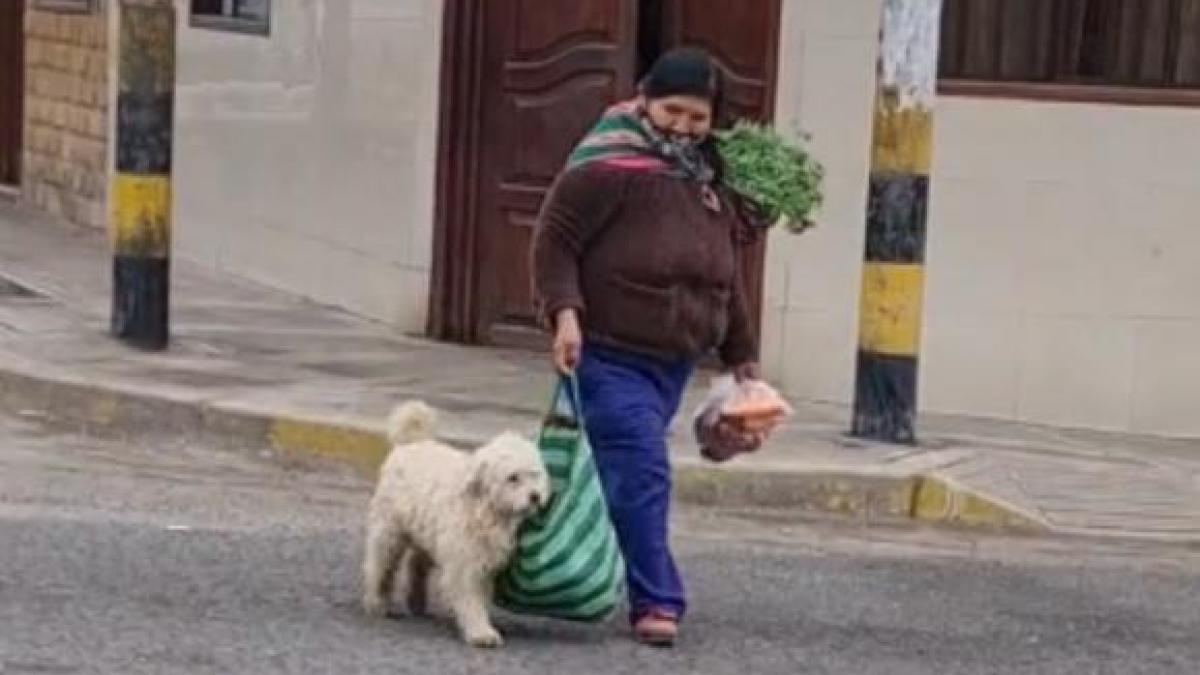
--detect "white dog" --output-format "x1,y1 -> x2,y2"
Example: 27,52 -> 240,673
362,401 -> 549,648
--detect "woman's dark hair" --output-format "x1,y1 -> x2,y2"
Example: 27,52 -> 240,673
640,47 -> 730,184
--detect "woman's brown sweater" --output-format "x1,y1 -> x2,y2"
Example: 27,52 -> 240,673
531,163 -> 757,367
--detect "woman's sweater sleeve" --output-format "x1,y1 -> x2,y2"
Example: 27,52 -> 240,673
531,166 -> 624,327
719,266 -> 760,368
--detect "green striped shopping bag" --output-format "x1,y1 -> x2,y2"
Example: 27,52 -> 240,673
494,375 -> 625,622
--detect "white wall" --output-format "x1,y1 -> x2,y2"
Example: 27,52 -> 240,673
768,0 -> 1200,437
764,0 -> 881,405
924,98 -> 1200,437
172,0 -> 442,331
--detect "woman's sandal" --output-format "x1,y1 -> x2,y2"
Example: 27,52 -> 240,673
633,608 -> 679,647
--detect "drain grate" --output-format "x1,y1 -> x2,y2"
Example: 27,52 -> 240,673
0,274 -> 41,298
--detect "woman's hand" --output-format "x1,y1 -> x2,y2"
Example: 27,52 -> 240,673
710,419 -> 765,455
732,361 -> 761,383
552,309 -> 583,374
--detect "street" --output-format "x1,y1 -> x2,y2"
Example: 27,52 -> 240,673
0,413 -> 1196,675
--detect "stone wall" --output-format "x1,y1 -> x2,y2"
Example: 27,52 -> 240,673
22,1 -> 110,228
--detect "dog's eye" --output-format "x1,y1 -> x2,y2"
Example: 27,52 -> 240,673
507,473 -> 521,484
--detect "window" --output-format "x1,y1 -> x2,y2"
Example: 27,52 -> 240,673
190,0 -> 271,36
33,0 -> 94,13
939,0 -> 1200,104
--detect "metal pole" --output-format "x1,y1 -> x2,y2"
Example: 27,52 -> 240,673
851,0 -> 943,444
110,0 -> 174,350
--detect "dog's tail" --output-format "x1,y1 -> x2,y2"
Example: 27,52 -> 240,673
386,401 -> 437,446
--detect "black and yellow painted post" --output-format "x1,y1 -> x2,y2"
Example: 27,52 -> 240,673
110,0 -> 175,350
852,0 -> 942,444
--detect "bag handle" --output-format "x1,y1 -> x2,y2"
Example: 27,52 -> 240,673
545,373 -> 585,428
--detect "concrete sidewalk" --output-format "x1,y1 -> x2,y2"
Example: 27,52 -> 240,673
1,201 -> 1198,543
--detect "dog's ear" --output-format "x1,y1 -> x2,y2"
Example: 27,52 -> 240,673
465,454 -> 489,500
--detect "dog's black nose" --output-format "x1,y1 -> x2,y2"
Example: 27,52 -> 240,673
531,492 -> 544,507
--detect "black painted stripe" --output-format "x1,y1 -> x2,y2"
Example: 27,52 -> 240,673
851,350 -> 918,444
111,256 -> 170,350
115,92 -> 173,174
865,172 -> 928,263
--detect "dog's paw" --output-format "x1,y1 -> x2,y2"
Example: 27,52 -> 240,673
465,627 -> 504,649
362,594 -> 390,619
406,597 -> 429,617
405,584 -> 430,617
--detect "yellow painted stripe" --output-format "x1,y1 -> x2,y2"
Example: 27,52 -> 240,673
858,262 -> 923,357
269,418 -> 391,477
870,93 -> 933,176
911,475 -> 1045,531
110,172 -> 171,257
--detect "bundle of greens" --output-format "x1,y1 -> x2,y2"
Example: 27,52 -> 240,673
717,121 -> 824,233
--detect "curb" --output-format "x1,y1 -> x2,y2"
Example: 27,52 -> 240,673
674,463 -> 918,519
0,362 -> 1047,534
910,474 -> 1046,532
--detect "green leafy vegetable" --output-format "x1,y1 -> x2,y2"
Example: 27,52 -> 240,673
717,121 -> 824,233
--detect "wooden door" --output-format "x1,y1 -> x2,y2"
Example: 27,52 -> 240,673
430,0 -> 639,345
430,0 -> 782,350
661,0 -> 782,330
0,0 -> 24,188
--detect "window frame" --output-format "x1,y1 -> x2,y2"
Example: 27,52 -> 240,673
938,80 -> 1200,108
33,0 -> 94,13
937,0 -> 1200,108
189,0 -> 271,37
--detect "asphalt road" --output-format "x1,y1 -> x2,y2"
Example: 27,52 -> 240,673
0,413 -> 1197,675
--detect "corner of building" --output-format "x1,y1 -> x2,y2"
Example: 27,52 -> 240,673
20,0 -> 114,230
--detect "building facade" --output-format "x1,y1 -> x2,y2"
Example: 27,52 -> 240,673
2,0 -> 1198,437
2,0 -> 110,227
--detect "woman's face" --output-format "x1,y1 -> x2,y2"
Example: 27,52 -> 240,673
642,94 -> 714,140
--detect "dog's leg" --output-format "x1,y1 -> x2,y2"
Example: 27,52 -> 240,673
442,562 -> 502,648
404,548 -> 433,617
362,517 -> 407,618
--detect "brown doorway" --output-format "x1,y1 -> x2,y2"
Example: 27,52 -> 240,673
660,0 -> 783,329
0,0 -> 25,190
429,0 -> 781,348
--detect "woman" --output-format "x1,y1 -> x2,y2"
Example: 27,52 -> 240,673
531,48 -> 765,646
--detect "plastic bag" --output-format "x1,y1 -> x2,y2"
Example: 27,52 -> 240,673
692,375 -> 792,463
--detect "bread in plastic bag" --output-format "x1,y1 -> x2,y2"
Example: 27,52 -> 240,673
692,375 -> 792,462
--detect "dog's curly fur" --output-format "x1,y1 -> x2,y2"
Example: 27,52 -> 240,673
362,401 -> 549,648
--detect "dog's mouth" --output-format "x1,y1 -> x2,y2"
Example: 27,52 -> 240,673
521,492 -> 547,515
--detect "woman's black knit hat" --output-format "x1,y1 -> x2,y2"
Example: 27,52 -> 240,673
641,47 -> 720,101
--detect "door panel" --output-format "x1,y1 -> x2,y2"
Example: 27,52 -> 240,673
0,0 -> 25,187
661,0 -> 782,337
434,0 -> 781,349
662,0 -> 781,122
475,0 -> 639,342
